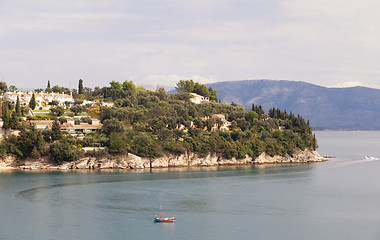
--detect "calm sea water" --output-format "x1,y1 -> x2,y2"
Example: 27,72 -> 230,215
1,131 -> 380,240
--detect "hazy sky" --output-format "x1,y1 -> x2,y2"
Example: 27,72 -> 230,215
1,0 -> 380,90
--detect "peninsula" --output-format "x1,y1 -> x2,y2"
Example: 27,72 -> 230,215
0,80 -> 325,170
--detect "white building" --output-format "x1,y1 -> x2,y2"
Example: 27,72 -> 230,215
189,93 -> 209,104
2,92 -> 20,104
2,91 -> 74,108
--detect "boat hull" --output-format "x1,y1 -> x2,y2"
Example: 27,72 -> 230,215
154,217 -> 176,223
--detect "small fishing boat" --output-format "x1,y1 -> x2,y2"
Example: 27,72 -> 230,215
154,214 -> 176,223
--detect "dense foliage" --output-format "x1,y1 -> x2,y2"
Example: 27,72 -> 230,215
0,80 -> 317,163
175,79 -> 218,101
91,80 -> 317,159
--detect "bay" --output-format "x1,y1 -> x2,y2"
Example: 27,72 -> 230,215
1,131 -> 380,240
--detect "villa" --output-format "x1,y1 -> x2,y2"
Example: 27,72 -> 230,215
189,93 -> 209,104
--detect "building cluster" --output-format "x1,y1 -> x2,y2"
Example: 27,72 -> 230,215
210,114 -> 231,131
2,91 -> 74,109
30,117 -> 103,139
177,114 -> 231,132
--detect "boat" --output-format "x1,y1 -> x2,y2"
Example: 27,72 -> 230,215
153,214 -> 176,223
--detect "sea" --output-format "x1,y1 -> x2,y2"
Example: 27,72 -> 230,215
1,131 -> 380,240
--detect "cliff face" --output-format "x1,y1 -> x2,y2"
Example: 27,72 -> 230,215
0,149 -> 325,170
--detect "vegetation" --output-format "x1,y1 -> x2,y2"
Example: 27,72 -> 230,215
0,80 -> 317,164
29,93 -> 36,110
78,79 -> 84,95
176,79 -> 217,101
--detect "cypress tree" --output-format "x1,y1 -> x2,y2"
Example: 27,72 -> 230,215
52,118 -> 63,141
10,111 -> 18,129
78,79 -> 84,95
29,93 -> 36,110
16,96 -> 21,117
46,80 -> 51,93
2,106 -> 10,129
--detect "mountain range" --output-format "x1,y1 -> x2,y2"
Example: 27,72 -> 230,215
206,80 -> 380,130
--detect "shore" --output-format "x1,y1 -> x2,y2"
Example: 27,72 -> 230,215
0,149 -> 326,171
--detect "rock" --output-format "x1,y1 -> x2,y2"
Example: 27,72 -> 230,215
3,148 -> 325,170
254,149 -> 326,164
126,154 -> 148,169
0,156 -> 16,169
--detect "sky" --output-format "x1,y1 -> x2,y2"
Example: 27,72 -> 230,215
1,0 -> 380,90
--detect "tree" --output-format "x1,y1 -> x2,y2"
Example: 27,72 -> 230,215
50,106 -> 64,116
155,87 -> 167,101
132,134 -> 160,158
102,118 -> 124,135
46,80 -> 52,93
16,96 -> 21,117
252,103 -> 265,116
175,80 -> 217,101
205,118 -> 216,131
10,111 -> 19,129
50,140 -> 74,163
246,111 -> 259,121
108,132 -> 127,153
176,79 -> 194,93
70,105 -> 83,115
78,79 -> 84,95
17,124 -> 45,158
34,88 -> 44,93
51,118 -> 63,141
122,80 -> 136,92
49,100 -> 58,106
87,104 -> 100,117
2,106 -> 10,129
0,81 -> 7,93
9,85 -> 17,92
52,85 -> 63,93
29,93 -> 36,110
58,116 -> 67,124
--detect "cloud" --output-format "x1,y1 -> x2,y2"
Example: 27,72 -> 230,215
137,74 -> 218,88
1,0 -> 380,90
329,81 -> 366,88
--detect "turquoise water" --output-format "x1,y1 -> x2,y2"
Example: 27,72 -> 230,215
1,131 -> 380,240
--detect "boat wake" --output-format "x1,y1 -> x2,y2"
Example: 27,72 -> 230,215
327,155 -> 380,169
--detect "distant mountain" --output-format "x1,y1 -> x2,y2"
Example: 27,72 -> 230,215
206,80 -> 380,130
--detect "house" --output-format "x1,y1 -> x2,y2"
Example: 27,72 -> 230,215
60,119 -> 103,135
2,92 -> 19,104
189,93 -> 209,104
29,120 -> 54,129
34,93 -> 45,107
48,92 -> 74,106
211,114 -> 231,131
18,92 -> 32,105
101,102 -> 114,107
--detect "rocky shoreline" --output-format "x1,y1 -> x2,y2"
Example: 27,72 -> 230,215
0,148 -> 326,171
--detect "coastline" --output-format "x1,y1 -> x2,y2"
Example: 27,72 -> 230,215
0,149 -> 326,171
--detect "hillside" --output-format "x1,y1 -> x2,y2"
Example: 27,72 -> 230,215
0,80 -> 318,164
207,80 -> 380,130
